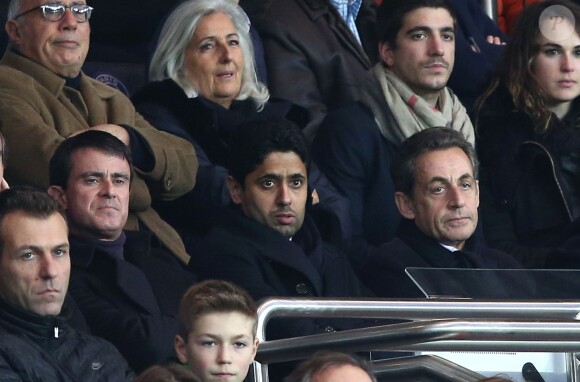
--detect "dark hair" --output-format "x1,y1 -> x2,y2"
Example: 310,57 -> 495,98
134,362 -> 199,382
49,130 -> 133,188
391,127 -> 478,196
0,133 -> 7,168
178,280 -> 258,340
0,187 -> 63,253
284,351 -> 377,382
477,0 -> 580,133
377,0 -> 456,48
227,118 -> 308,186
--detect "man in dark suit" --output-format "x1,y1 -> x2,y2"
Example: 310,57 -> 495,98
360,128 -> 520,298
190,118 -> 370,341
47,131 -> 196,373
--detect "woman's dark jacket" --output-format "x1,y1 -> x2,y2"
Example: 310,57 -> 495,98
132,79 -> 351,248
476,84 -> 580,268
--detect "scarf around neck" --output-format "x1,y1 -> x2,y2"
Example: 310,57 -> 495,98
366,63 -> 475,146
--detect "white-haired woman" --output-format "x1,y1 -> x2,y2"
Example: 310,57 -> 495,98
132,0 -> 347,249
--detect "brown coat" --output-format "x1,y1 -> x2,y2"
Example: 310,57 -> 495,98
0,51 -> 197,264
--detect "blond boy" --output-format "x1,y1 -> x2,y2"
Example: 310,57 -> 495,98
175,280 -> 259,382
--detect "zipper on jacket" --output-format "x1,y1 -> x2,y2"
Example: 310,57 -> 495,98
522,140 -> 573,221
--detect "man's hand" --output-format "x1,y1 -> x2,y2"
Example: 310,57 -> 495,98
0,178 -> 9,191
486,35 -> 506,45
89,124 -> 131,146
68,124 -> 131,146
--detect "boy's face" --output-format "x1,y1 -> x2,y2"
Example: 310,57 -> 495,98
175,312 -> 258,382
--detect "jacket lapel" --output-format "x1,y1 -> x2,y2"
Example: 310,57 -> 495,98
299,0 -> 371,67
225,208 -> 324,295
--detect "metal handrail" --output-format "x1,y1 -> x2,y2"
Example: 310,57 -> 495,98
253,299 -> 580,382
256,298 -> 580,341
257,319 -> 580,363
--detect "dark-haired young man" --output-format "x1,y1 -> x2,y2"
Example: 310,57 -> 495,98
312,0 -> 475,269
47,130 -> 196,373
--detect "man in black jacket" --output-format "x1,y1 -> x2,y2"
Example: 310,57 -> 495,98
0,188 -> 133,381
361,128 -> 521,298
47,131 -> 197,373
190,118 -> 370,341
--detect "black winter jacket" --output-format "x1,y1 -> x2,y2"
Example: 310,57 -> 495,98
0,298 -> 133,381
477,85 -> 580,268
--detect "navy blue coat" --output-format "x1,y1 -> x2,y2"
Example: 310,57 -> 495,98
68,230 -> 196,373
312,101 -> 400,270
447,0 -> 506,112
361,220 -> 522,298
190,207 -> 371,341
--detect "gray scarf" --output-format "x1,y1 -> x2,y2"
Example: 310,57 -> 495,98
361,63 -> 475,146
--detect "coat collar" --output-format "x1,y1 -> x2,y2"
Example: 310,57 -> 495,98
0,297 -> 70,344
297,0 -> 372,66
397,219 -> 489,268
220,207 -> 325,295
1,49 -> 117,100
69,231 -> 161,315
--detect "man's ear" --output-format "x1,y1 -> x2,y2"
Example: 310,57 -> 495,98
379,41 -> 395,67
251,338 -> 259,361
47,186 -> 67,210
5,19 -> 22,46
226,175 -> 243,205
394,191 -> 416,219
174,335 -> 188,364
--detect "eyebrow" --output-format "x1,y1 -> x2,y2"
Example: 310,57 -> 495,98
81,171 -> 130,179
259,173 -> 306,180
428,173 -> 474,184
14,242 -> 70,254
198,33 -> 240,42
405,25 -> 455,36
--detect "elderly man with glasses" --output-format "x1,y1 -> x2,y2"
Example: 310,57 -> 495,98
0,0 -> 198,265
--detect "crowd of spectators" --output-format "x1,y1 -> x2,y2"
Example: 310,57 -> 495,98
0,0 -> 578,380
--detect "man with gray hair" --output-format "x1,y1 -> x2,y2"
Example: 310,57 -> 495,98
359,128 -> 520,298
0,0 -> 197,264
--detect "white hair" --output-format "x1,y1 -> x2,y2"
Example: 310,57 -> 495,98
8,0 -> 23,20
149,0 -> 269,110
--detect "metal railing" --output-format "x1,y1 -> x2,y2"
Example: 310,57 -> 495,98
253,298 -> 580,382
482,0 -> 499,23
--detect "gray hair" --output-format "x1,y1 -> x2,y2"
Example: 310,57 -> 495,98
8,0 -> 23,20
149,0 -> 269,109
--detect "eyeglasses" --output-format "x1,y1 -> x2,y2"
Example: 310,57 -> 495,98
14,3 -> 93,23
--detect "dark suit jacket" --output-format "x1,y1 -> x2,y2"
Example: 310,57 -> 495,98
68,231 -> 196,373
312,102 -> 400,270
361,220 -> 522,298
240,0 -> 378,140
190,207 -> 370,340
